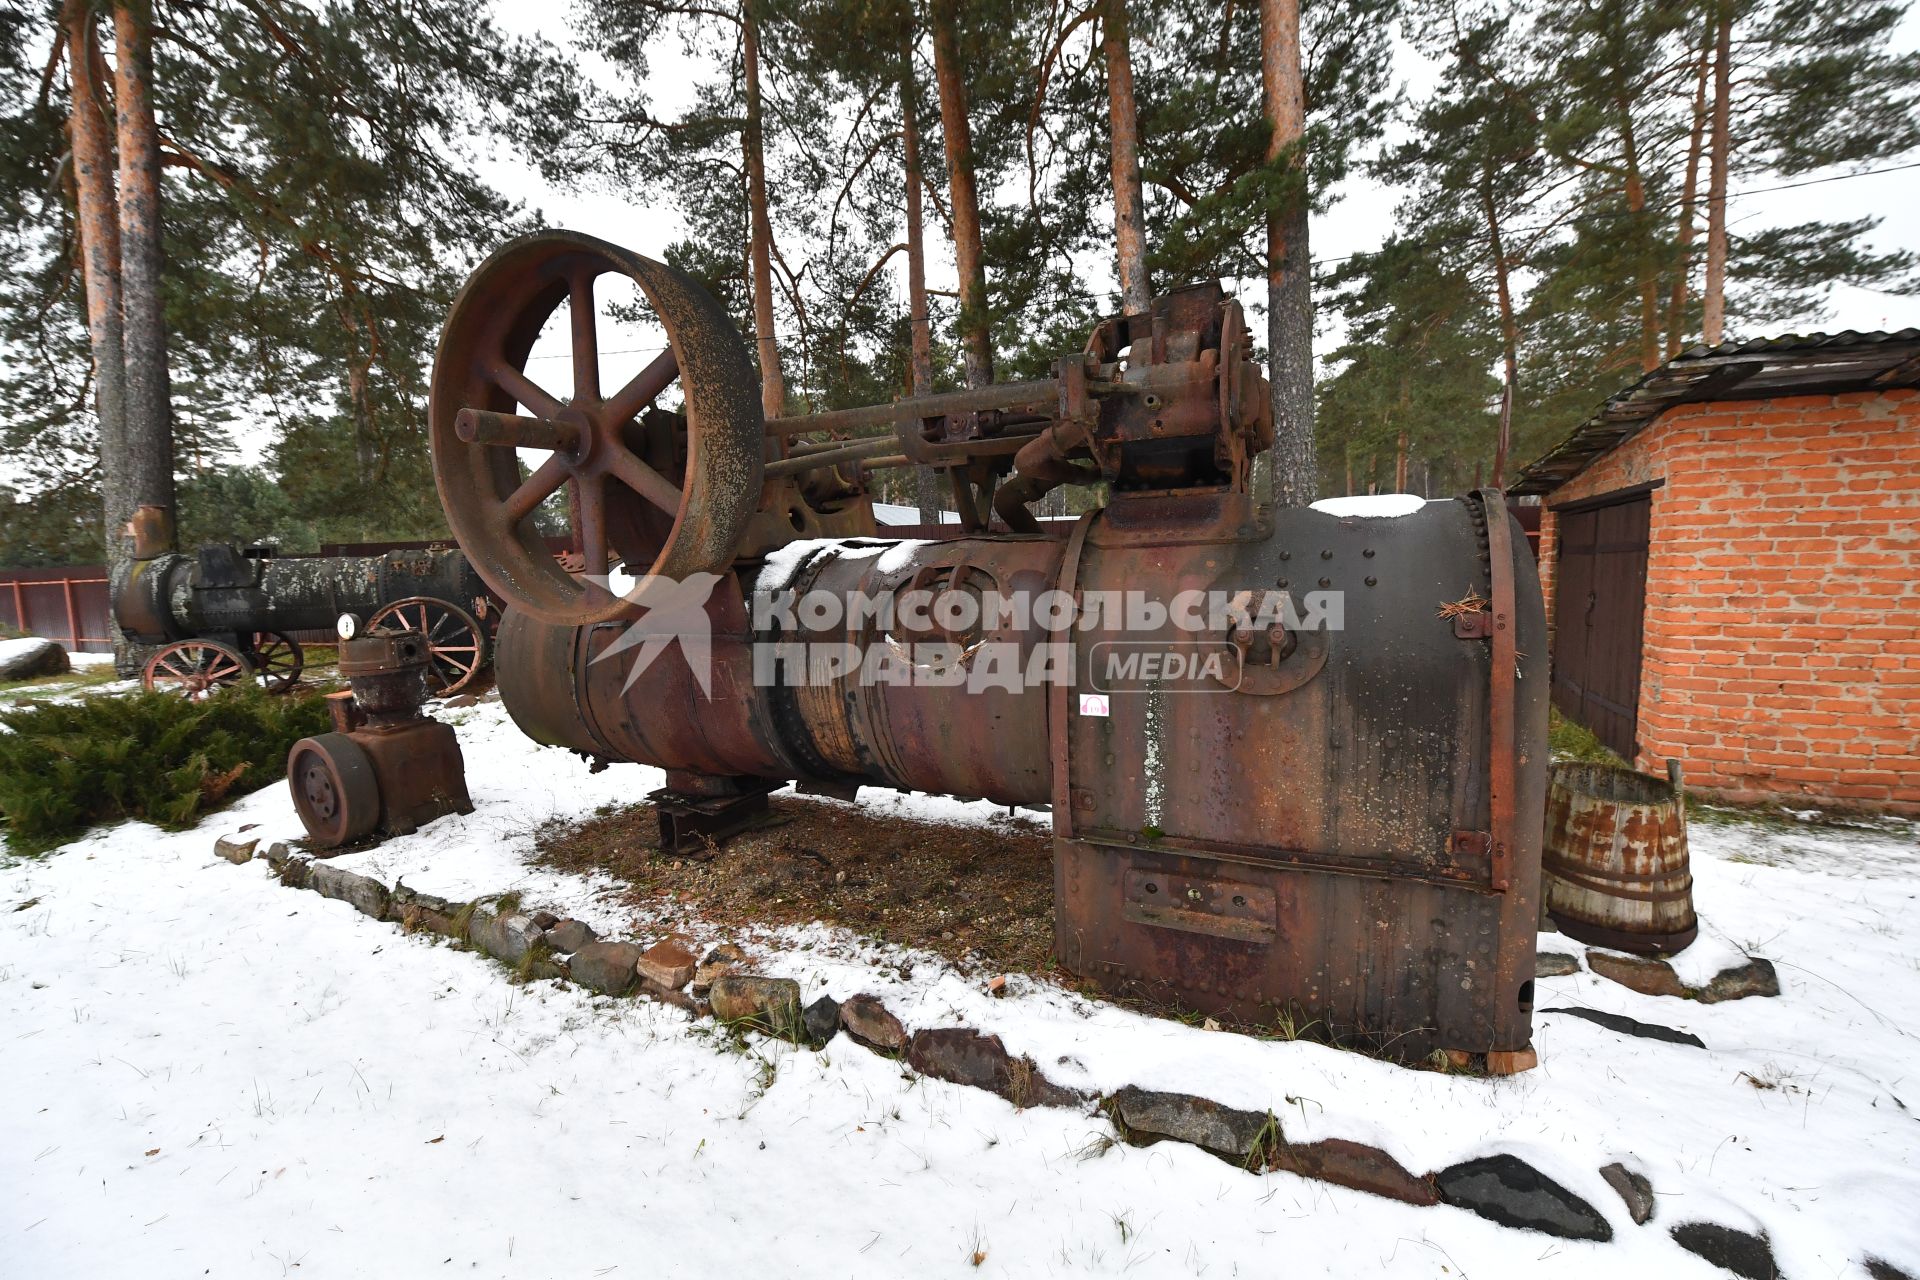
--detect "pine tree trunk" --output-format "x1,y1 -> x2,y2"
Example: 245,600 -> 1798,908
113,0 -> 176,557
1103,0 -> 1150,316
1480,176 -> 1519,487
1260,0 -> 1314,506
1703,0 -> 1733,346
348,360 -> 375,478
741,2 -> 785,419
1393,370 -> 1410,492
65,2 -> 133,667
930,0 -> 993,390
1615,108 -> 1661,373
1666,19 -> 1713,358
900,38 -> 942,522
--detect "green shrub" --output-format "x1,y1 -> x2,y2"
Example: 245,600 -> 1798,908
0,685 -> 331,854
1547,706 -> 1627,766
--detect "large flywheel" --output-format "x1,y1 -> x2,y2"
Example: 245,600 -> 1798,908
429,231 -> 766,625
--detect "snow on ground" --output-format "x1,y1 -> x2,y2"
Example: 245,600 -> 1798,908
0,678 -> 142,711
4,695 -> 1919,1278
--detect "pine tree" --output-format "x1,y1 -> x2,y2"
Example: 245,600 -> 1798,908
1699,0 -> 1920,338
1129,0 -> 1398,500
1319,236 -> 1501,496
1104,0 -> 1151,314
0,0 -> 563,566
1383,1 -> 1558,484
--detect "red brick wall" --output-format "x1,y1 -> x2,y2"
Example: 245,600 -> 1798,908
1539,388 -> 1920,814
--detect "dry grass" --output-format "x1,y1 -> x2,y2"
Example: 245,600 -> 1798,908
534,793 -> 1058,976
534,791 -> 1461,1066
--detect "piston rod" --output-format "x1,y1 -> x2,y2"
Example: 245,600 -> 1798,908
763,436 -> 912,478
763,378 -> 1060,437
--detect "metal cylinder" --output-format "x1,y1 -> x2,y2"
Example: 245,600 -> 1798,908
117,544 -> 489,644
1543,762 -> 1697,954
338,630 -> 433,726
497,533 -> 1064,804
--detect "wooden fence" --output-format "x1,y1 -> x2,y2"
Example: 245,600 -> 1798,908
0,566 -> 113,654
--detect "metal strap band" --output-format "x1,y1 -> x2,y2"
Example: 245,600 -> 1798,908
1049,510 -> 1100,842
1479,488 -> 1518,893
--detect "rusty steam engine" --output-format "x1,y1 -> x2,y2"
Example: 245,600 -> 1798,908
426,231 -> 1549,1068
116,541 -> 494,695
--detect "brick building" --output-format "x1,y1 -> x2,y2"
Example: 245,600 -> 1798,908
1512,332 -> 1920,815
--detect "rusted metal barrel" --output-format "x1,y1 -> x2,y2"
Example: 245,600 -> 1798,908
1543,760 -> 1697,954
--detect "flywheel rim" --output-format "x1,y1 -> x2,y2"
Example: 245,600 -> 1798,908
429,230 -> 766,626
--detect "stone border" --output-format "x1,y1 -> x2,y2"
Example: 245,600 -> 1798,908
213,833 -> 1825,1274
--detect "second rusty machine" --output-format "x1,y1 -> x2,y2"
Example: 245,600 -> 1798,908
426,231 -> 1549,1069
116,540 -> 495,696
287,620 -> 475,848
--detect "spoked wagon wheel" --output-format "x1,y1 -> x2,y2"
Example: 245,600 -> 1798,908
367,596 -> 488,695
247,631 -> 305,694
429,230 -> 767,625
287,733 -> 380,848
143,639 -> 253,699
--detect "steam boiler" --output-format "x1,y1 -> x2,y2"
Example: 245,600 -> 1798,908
116,541 -> 493,696
427,231 -> 1549,1068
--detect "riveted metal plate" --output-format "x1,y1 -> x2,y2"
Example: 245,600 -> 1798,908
1123,868 -> 1276,943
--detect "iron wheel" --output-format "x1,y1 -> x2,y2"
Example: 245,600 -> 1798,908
286,732 -> 381,848
367,596 -> 489,696
247,631 -> 305,694
142,639 -> 253,700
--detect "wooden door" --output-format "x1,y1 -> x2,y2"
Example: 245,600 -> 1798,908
1551,495 -> 1650,759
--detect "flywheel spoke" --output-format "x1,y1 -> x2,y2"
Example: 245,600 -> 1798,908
576,473 -> 609,580
502,453 -> 571,526
486,357 -> 566,421
605,444 -> 682,514
570,267 -> 601,404
602,348 -> 679,426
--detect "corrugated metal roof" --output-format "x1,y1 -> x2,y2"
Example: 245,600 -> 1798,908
1509,329 -> 1920,496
